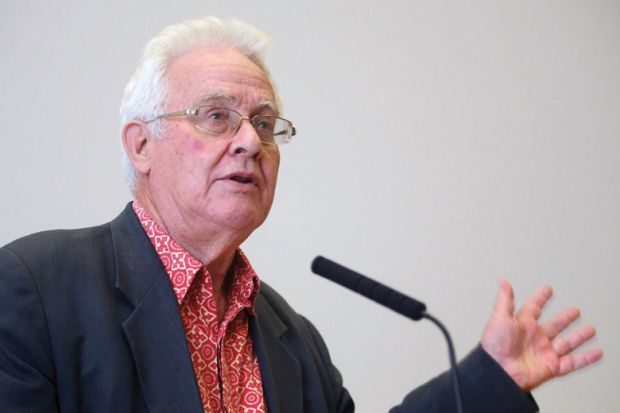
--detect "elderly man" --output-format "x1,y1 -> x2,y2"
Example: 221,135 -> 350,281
0,17 -> 602,413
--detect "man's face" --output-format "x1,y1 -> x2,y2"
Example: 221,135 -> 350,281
142,47 -> 280,242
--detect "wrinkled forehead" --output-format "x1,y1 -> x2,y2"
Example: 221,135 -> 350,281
197,92 -> 277,113
164,47 -> 277,111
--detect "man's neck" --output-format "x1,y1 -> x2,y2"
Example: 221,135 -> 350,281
133,195 -> 247,307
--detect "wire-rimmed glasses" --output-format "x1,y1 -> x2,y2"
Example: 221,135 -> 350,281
146,106 -> 296,145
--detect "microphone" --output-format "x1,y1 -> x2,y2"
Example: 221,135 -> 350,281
311,255 -> 465,413
311,255 -> 427,321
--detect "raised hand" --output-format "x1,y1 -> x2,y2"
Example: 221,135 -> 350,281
480,279 -> 603,391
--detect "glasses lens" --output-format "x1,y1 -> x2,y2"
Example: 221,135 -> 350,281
253,116 -> 293,145
194,107 -> 294,145
196,107 -> 238,135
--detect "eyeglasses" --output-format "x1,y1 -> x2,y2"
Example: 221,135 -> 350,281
146,106 -> 296,145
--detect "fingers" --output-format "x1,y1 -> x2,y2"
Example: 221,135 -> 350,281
517,284 -> 553,320
491,278 -> 515,317
553,325 -> 597,356
554,324 -> 603,377
558,348 -> 604,376
543,307 -> 581,339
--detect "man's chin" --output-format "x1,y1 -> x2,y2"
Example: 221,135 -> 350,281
214,206 -> 268,233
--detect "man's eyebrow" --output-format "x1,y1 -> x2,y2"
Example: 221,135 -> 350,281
198,94 -> 278,114
256,99 -> 278,114
199,93 -> 234,104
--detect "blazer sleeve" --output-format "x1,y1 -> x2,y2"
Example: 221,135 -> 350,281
302,316 -> 537,413
389,345 -> 539,413
0,246 -> 58,412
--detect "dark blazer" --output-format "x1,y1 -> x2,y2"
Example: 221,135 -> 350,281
0,204 -> 537,413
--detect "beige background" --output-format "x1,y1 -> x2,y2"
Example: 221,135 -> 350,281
1,1 -> 618,411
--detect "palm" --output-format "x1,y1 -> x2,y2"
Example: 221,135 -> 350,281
481,280 -> 602,391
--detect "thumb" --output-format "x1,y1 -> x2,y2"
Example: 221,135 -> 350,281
492,278 -> 515,317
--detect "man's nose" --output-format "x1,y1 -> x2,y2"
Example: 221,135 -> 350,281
230,117 -> 263,157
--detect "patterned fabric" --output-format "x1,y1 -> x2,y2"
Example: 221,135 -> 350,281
133,201 -> 266,413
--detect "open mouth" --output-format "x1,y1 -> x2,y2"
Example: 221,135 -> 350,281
228,174 -> 258,186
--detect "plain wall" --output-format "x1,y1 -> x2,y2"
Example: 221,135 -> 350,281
1,1 -> 618,411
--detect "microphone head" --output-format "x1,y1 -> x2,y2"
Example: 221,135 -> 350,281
310,255 -> 326,275
311,255 -> 427,321
311,255 -> 357,289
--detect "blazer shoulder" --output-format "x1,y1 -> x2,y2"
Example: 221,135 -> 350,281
0,203 -> 136,270
257,281 -> 295,313
1,222 -> 112,264
256,281 -> 328,352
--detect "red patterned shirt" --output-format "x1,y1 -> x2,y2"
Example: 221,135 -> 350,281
133,201 -> 266,413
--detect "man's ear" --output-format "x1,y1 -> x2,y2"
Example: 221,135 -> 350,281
122,120 -> 155,175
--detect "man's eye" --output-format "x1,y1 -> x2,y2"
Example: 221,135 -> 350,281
196,108 -> 234,134
255,117 -> 275,131
207,110 -> 229,121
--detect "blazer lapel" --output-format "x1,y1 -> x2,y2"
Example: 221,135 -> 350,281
110,204 -> 203,413
251,294 -> 304,413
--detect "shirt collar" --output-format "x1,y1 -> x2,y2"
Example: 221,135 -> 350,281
132,200 -> 260,311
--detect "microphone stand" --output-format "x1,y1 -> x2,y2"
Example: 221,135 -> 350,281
421,312 -> 464,413
311,256 -> 465,413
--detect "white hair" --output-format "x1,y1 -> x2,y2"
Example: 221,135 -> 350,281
119,16 -> 276,190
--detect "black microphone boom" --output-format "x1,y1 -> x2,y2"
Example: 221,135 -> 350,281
311,255 -> 465,413
311,255 -> 427,321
